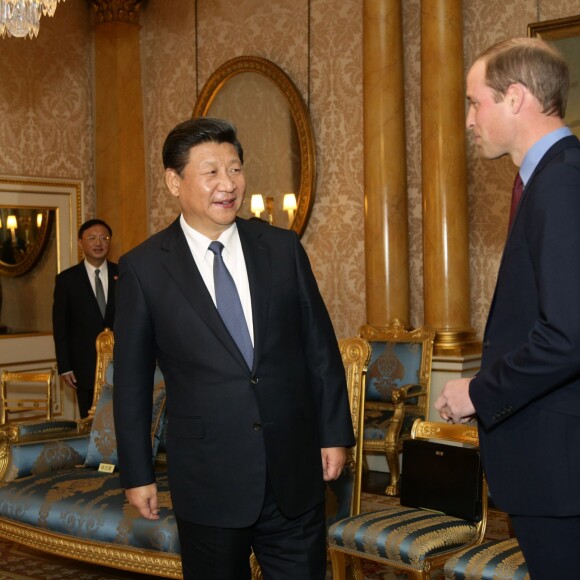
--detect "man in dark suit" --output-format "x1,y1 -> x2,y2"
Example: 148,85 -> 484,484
52,219 -> 117,418
113,118 -> 354,580
435,38 -> 580,578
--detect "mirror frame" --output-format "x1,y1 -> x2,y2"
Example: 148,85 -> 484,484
0,175 -> 83,279
0,208 -> 54,277
528,14 -> 580,39
193,55 -> 316,237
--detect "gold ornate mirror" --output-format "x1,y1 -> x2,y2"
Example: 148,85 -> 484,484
193,56 -> 316,236
0,207 -> 53,277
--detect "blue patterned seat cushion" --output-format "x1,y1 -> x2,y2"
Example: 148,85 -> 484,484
366,342 -> 423,403
0,468 -> 179,554
444,539 -> 529,580
329,507 -> 478,569
84,364 -> 166,468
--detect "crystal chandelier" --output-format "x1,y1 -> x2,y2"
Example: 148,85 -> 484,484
0,0 -> 64,39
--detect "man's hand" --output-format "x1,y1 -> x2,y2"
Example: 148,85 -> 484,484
321,447 -> 347,481
60,371 -> 77,389
434,378 -> 476,424
125,483 -> 160,520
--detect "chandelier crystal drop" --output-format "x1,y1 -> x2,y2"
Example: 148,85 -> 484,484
0,0 -> 64,39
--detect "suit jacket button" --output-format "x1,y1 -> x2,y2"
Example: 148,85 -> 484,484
253,422 -> 262,431
251,377 -> 259,385
483,340 -> 490,348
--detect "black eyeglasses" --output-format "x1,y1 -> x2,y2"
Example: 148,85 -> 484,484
84,235 -> 111,243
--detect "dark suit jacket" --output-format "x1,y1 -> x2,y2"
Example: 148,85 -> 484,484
113,217 -> 354,528
470,135 -> 580,516
52,260 -> 118,395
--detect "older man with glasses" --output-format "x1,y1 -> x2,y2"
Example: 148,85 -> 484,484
52,219 -> 118,418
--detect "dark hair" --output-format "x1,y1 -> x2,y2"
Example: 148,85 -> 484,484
478,37 -> 569,117
78,219 -> 112,239
162,117 -> 244,176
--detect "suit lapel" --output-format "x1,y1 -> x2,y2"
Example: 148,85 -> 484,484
485,135 -> 580,335
160,219 -> 250,370
507,136 -> 578,240
104,261 -> 117,321
237,219 -> 271,370
76,262 -> 103,319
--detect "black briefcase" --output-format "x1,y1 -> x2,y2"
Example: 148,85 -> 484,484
400,438 -> 483,522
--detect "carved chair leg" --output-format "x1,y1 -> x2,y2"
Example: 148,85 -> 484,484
349,555 -> 365,580
329,548 -> 348,580
384,441 -> 400,496
384,393 -> 406,496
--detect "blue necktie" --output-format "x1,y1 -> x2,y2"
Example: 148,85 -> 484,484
208,241 -> 254,370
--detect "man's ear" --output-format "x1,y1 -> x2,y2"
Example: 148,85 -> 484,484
506,83 -> 525,113
165,169 -> 180,198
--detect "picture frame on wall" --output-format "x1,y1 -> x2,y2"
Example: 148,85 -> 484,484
529,15 -> 580,138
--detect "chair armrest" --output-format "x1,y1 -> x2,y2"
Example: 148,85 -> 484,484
391,383 -> 427,404
0,421 -> 90,482
385,384 -> 428,450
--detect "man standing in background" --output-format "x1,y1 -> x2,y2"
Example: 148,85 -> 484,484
52,219 -> 117,418
436,38 -> 580,579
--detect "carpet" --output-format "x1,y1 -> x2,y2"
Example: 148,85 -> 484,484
0,536 -> 146,580
0,492 -> 510,579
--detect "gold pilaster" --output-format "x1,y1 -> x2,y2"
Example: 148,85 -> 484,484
421,0 -> 480,355
364,0 -> 410,327
91,0 -> 147,260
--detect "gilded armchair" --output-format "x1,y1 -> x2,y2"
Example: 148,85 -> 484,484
329,419 -> 488,580
360,320 -> 435,495
0,368 -> 56,424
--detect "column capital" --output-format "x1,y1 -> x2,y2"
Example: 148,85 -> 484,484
91,0 -> 142,25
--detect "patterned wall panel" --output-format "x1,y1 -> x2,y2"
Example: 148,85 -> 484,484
0,0 -> 94,219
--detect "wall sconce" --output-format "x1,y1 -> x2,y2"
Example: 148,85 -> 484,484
6,214 -> 17,244
36,212 -> 43,228
251,194 -> 265,218
283,193 -> 297,226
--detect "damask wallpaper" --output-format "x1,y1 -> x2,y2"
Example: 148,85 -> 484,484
1,0 -> 580,343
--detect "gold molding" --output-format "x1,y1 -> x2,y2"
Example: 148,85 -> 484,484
433,328 -> 482,357
90,0 -> 142,25
0,518 -> 182,578
193,55 -> 317,238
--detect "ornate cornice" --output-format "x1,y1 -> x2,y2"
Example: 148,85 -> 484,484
91,0 -> 142,25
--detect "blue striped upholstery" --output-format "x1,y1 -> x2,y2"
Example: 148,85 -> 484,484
0,468 -> 179,553
329,506 -> 479,570
444,539 -> 529,580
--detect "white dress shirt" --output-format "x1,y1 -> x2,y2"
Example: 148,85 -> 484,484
84,259 -> 108,301
180,216 -> 255,344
